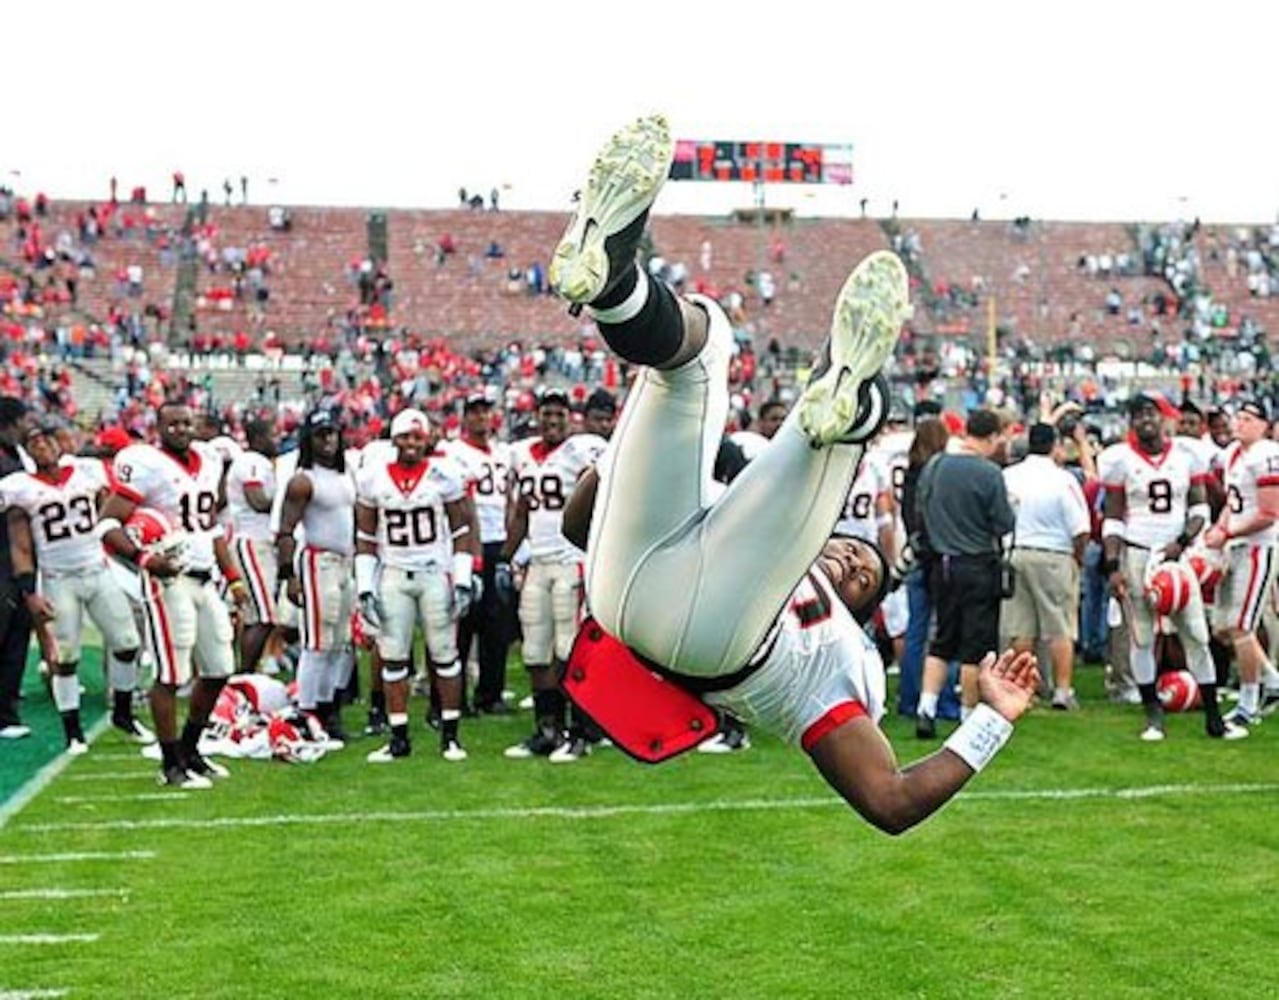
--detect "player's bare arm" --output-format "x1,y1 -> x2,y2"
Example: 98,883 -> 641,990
213,535 -> 249,606
1101,487 -> 1127,598
500,490 -> 530,563
8,506 -> 53,622
562,465 -> 600,551
99,491 -> 180,578
809,649 -> 1038,834
1163,481 -> 1208,560
276,473 -> 313,602
243,482 -> 273,514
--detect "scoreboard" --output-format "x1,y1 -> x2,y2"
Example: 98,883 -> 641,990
670,139 -> 854,185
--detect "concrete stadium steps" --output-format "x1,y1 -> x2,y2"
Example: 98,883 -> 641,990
0,199 -> 184,329
68,355 -> 309,421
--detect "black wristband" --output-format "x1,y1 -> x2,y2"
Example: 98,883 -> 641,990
14,572 -> 36,597
1175,532 -> 1193,549
278,565 -> 295,582
1100,558 -> 1119,576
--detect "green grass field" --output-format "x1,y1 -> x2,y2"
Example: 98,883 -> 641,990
2,660 -> 1277,999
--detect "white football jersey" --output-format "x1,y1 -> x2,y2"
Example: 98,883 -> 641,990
269,449 -> 300,536
226,450 -> 276,543
0,459 -> 109,573
356,455 -> 466,569
296,466 -> 355,556
869,430 -> 912,509
835,455 -> 890,542
112,442 -> 224,570
1218,439 -> 1279,545
710,568 -> 886,747
443,436 -> 511,544
1100,436 -> 1208,549
510,434 -> 606,563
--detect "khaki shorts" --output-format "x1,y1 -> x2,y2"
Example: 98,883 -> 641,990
1000,548 -> 1079,641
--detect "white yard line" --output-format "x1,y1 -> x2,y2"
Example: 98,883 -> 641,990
0,851 -> 156,865
0,934 -> 99,945
0,888 -> 128,900
15,781 -> 1279,833
0,989 -> 70,999
64,772 -> 154,783
52,794 -> 187,806
0,717 -> 111,830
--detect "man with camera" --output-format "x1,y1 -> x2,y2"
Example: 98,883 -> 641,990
1002,423 -> 1092,709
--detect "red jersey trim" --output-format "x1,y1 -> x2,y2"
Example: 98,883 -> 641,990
159,446 -> 202,477
1190,473 -> 1212,486
529,439 -> 562,463
801,700 -> 869,753
387,461 -> 428,496
112,481 -> 145,504
1256,475 -> 1279,488
34,467 -> 75,488
1125,433 -> 1172,469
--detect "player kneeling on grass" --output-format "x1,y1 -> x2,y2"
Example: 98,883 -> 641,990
549,114 -> 1039,834
3,423 -> 153,754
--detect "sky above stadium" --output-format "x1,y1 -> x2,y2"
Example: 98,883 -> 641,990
11,1 -> 1278,224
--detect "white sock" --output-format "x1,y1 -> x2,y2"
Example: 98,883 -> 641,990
1261,662 -> 1279,690
52,673 -> 81,713
296,651 -> 324,711
108,655 -> 137,693
1240,682 -> 1261,715
588,268 -> 648,324
918,692 -> 939,719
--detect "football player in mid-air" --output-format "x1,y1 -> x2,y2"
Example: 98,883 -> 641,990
100,401 -> 250,788
4,424 -> 152,753
355,409 -> 478,762
548,114 -> 1038,834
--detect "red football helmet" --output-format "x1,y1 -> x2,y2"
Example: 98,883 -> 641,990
125,506 -> 190,568
267,712 -> 325,764
1145,561 -> 1195,616
1157,670 -> 1201,712
1186,549 -> 1223,599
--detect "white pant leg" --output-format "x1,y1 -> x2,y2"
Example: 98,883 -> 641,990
587,296 -> 862,676
85,569 -> 141,653
48,572 -> 87,662
192,580 -> 236,678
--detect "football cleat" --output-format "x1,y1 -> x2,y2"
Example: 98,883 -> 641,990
65,738 -> 89,757
1260,688 -> 1279,716
797,250 -> 910,448
140,741 -> 163,761
1139,724 -> 1166,743
696,729 -> 752,754
367,738 -> 411,763
549,114 -> 673,311
1206,717 -> 1250,741
158,765 -> 213,790
914,714 -> 937,740
186,753 -> 230,779
113,715 -> 157,745
1050,692 -> 1080,712
1223,705 -> 1262,728
440,739 -> 468,763
364,710 -> 388,737
548,735 -> 591,764
503,729 -> 563,760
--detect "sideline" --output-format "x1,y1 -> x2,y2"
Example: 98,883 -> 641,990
15,781 -> 1279,833
0,716 -> 111,831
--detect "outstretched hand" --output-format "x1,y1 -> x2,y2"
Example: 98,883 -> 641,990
976,648 -> 1040,724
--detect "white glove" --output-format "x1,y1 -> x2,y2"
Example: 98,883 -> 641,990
358,592 -> 384,633
452,583 -> 473,621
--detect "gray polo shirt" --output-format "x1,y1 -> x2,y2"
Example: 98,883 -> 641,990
917,450 -> 1015,557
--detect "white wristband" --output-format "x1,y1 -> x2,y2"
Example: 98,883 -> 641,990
452,552 -> 473,589
943,704 -> 1014,773
95,517 -> 122,540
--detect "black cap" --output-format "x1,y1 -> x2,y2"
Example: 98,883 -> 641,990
584,388 -> 617,415
306,409 -> 337,430
1237,398 -> 1271,423
1180,398 -> 1204,418
913,399 -> 943,420
1027,422 -> 1057,454
24,421 -> 59,442
463,391 -> 493,411
0,397 -> 29,428
537,387 -> 570,409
